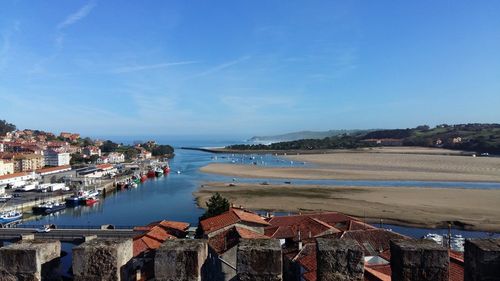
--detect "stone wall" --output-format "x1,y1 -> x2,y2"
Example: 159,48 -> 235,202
316,238 -> 364,281
464,238 -> 500,281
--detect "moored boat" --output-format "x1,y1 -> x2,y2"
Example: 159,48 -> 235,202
33,201 -> 66,214
155,168 -> 164,177
0,210 -> 23,224
85,197 -> 99,205
147,170 -> 156,178
140,175 -> 148,182
162,163 -> 171,174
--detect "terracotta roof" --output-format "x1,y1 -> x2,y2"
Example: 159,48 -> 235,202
340,229 -> 409,256
200,208 -> 269,235
157,220 -> 190,231
96,164 -> 114,170
132,220 -> 189,257
365,265 -> 391,281
449,250 -> 464,281
265,213 -> 347,241
208,226 -> 267,254
35,165 -> 71,174
0,172 -> 30,180
235,227 -> 268,239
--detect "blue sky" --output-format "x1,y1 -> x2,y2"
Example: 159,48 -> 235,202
1,1 -> 499,138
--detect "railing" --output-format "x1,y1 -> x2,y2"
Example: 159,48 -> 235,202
9,224 -> 136,230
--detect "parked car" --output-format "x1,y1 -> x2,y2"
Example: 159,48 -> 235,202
35,225 -> 51,233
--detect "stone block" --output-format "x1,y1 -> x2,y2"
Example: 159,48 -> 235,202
0,240 -> 61,281
464,238 -> 500,281
316,238 -> 364,281
236,239 -> 282,281
154,239 -> 208,281
390,239 -> 448,281
73,238 -> 133,281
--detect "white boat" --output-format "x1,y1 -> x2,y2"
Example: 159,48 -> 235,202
0,194 -> 13,202
0,211 -> 23,224
423,233 -> 444,246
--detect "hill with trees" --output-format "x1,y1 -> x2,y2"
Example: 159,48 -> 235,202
228,123 -> 500,154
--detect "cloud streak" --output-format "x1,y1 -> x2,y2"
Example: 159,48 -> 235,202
111,61 -> 198,74
191,55 -> 250,78
57,2 -> 96,30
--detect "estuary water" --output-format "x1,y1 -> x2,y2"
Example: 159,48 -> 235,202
24,139 -> 500,239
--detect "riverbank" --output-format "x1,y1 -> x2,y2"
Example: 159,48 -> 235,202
200,149 -> 500,182
194,182 -> 500,232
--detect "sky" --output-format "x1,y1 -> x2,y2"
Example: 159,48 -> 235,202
1,1 -> 499,138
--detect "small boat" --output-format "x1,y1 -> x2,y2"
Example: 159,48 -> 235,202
147,170 -> 156,178
128,182 -> 138,188
116,181 -> 126,190
155,168 -> 164,177
0,211 -> 23,224
163,163 -> 171,174
0,194 -> 13,202
140,175 -> 148,183
85,197 -> 99,205
423,233 -> 444,246
34,201 -> 66,214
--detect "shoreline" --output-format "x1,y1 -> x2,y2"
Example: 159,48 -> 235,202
194,182 -> 500,233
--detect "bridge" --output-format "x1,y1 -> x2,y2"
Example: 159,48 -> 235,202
0,225 -> 145,242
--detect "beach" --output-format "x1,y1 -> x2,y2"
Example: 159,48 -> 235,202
200,149 -> 500,182
194,182 -> 500,232
197,148 -> 500,231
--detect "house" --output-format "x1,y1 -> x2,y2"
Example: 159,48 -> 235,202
0,172 -> 36,187
96,156 -> 109,164
0,142 -> 4,153
96,164 -> 117,176
82,146 -> 101,157
199,207 -> 270,238
108,152 -> 125,163
44,149 -> 71,166
13,153 -> 45,172
200,208 -> 270,281
136,147 -> 152,159
132,220 -> 190,281
0,160 -> 14,176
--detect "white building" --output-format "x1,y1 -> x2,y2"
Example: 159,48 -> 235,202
44,149 -> 71,166
0,160 -> 14,176
0,172 -> 36,187
108,152 -> 125,163
0,142 -> 4,152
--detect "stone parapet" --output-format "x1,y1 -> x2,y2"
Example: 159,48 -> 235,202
237,239 -> 282,281
464,238 -> 500,281
154,239 -> 208,281
316,238 -> 364,281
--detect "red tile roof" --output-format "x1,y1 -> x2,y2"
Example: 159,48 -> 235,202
96,164 -> 113,170
340,229 -> 409,256
132,220 -> 190,257
449,250 -> 464,281
365,265 -> 391,281
208,226 -> 267,254
200,208 -> 269,235
0,172 -> 30,180
35,165 -> 71,174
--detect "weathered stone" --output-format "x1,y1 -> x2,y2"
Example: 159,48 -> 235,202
0,240 -> 61,281
154,239 -> 208,281
316,238 -> 364,281
464,238 -> 500,281
72,238 -> 133,281
390,239 -> 448,281
236,239 -> 282,281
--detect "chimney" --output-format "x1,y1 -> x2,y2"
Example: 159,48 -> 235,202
298,229 -> 303,250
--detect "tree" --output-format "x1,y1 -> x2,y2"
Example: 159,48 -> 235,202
196,193 -> 231,238
101,140 -> 119,153
200,193 -> 230,221
152,145 -> 174,157
0,120 -> 16,135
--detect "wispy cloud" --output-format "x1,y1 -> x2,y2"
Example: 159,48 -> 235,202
0,21 -> 20,71
57,2 -> 96,30
111,61 -> 198,74
191,55 -> 250,78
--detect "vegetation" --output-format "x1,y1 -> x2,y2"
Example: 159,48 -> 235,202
0,119 -> 16,135
100,140 -> 120,153
196,193 -> 231,238
228,123 -> 500,154
199,192 -> 230,221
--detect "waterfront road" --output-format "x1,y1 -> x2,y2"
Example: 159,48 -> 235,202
0,227 -> 144,242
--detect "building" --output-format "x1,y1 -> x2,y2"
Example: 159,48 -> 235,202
136,147 -> 152,159
82,146 -> 101,157
0,142 -> 4,152
0,172 -> 36,187
96,156 -> 109,164
361,139 -> 404,146
35,165 -> 72,177
0,160 -> 14,176
108,152 -> 125,163
13,153 -> 45,172
44,149 -> 71,166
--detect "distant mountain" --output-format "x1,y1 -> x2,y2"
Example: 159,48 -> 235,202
247,129 -> 373,144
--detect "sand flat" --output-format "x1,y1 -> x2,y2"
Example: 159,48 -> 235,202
201,149 -> 500,182
195,182 -> 500,232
